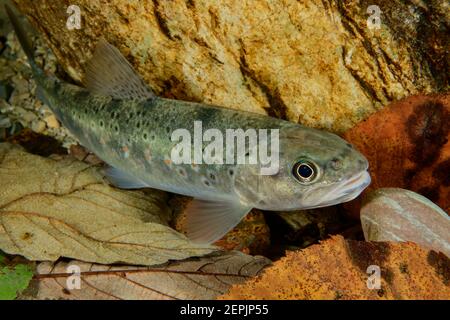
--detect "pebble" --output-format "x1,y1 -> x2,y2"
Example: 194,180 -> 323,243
43,114 -> 60,128
361,188 -> 450,257
31,119 -> 46,133
22,110 -> 37,122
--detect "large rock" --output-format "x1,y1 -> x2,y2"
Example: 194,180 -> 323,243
12,0 -> 448,132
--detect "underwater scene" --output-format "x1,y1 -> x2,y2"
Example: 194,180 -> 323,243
0,0 -> 448,303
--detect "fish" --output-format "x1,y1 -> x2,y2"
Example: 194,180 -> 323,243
6,5 -> 371,244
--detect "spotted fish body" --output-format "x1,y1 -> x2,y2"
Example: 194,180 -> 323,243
49,85 -> 296,199
8,5 -> 371,243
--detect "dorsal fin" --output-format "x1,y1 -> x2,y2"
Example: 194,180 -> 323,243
84,38 -> 155,101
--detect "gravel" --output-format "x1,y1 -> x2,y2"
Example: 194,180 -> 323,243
0,27 -> 77,148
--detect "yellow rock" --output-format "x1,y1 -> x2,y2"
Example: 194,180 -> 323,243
14,0 -> 447,132
43,114 -> 60,128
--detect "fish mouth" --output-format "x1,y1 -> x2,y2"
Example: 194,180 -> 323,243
332,171 -> 371,203
302,170 -> 371,209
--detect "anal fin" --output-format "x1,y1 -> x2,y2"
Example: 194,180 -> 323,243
185,199 -> 252,244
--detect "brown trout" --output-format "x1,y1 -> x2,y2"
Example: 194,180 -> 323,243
7,5 -> 370,243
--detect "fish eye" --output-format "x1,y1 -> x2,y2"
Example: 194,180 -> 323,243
292,160 -> 318,183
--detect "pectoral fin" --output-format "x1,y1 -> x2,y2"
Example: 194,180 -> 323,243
104,166 -> 149,189
185,199 -> 252,244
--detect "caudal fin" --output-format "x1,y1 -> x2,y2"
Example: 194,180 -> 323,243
5,4 -> 37,69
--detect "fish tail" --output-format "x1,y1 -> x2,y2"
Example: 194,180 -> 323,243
5,4 -> 41,76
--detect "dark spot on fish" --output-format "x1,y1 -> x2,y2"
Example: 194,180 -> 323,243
137,122 -> 141,129
99,120 -> 104,127
143,133 -> 148,140
406,101 -> 449,167
209,173 -> 216,181
228,169 -> 234,176
195,107 -> 216,124
432,159 -> 450,186
114,125 -> 119,132
151,135 -> 156,141
346,143 -> 353,149
203,178 -> 210,186
330,157 -> 343,170
166,127 -> 171,134
178,168 -> 186,177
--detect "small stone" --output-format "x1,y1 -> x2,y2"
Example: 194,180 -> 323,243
31,120 -> 46,133
43,114 -> 60,128
361,188 -> 450,257
22,111 -> 37,122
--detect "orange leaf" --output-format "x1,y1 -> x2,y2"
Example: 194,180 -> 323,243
343,94 -> 449,217
219,236 -> 450,300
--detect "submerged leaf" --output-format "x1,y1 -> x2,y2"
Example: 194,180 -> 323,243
0,143 -> 214,266
220,236 -> 450,300
25,251 -> 271,300
343,94 -> 449,216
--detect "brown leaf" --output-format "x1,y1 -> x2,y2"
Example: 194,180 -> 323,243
23,251 -> 271,300
220,236 -> 450,300
343,94 -> 450,217
0,143 -> 214,265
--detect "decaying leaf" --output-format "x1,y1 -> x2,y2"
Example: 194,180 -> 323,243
0,251 -> 34,300
220,236 -> 450,300
0,143 -> 214,266
343,94 -> 449,217
23,251 -> 271,300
